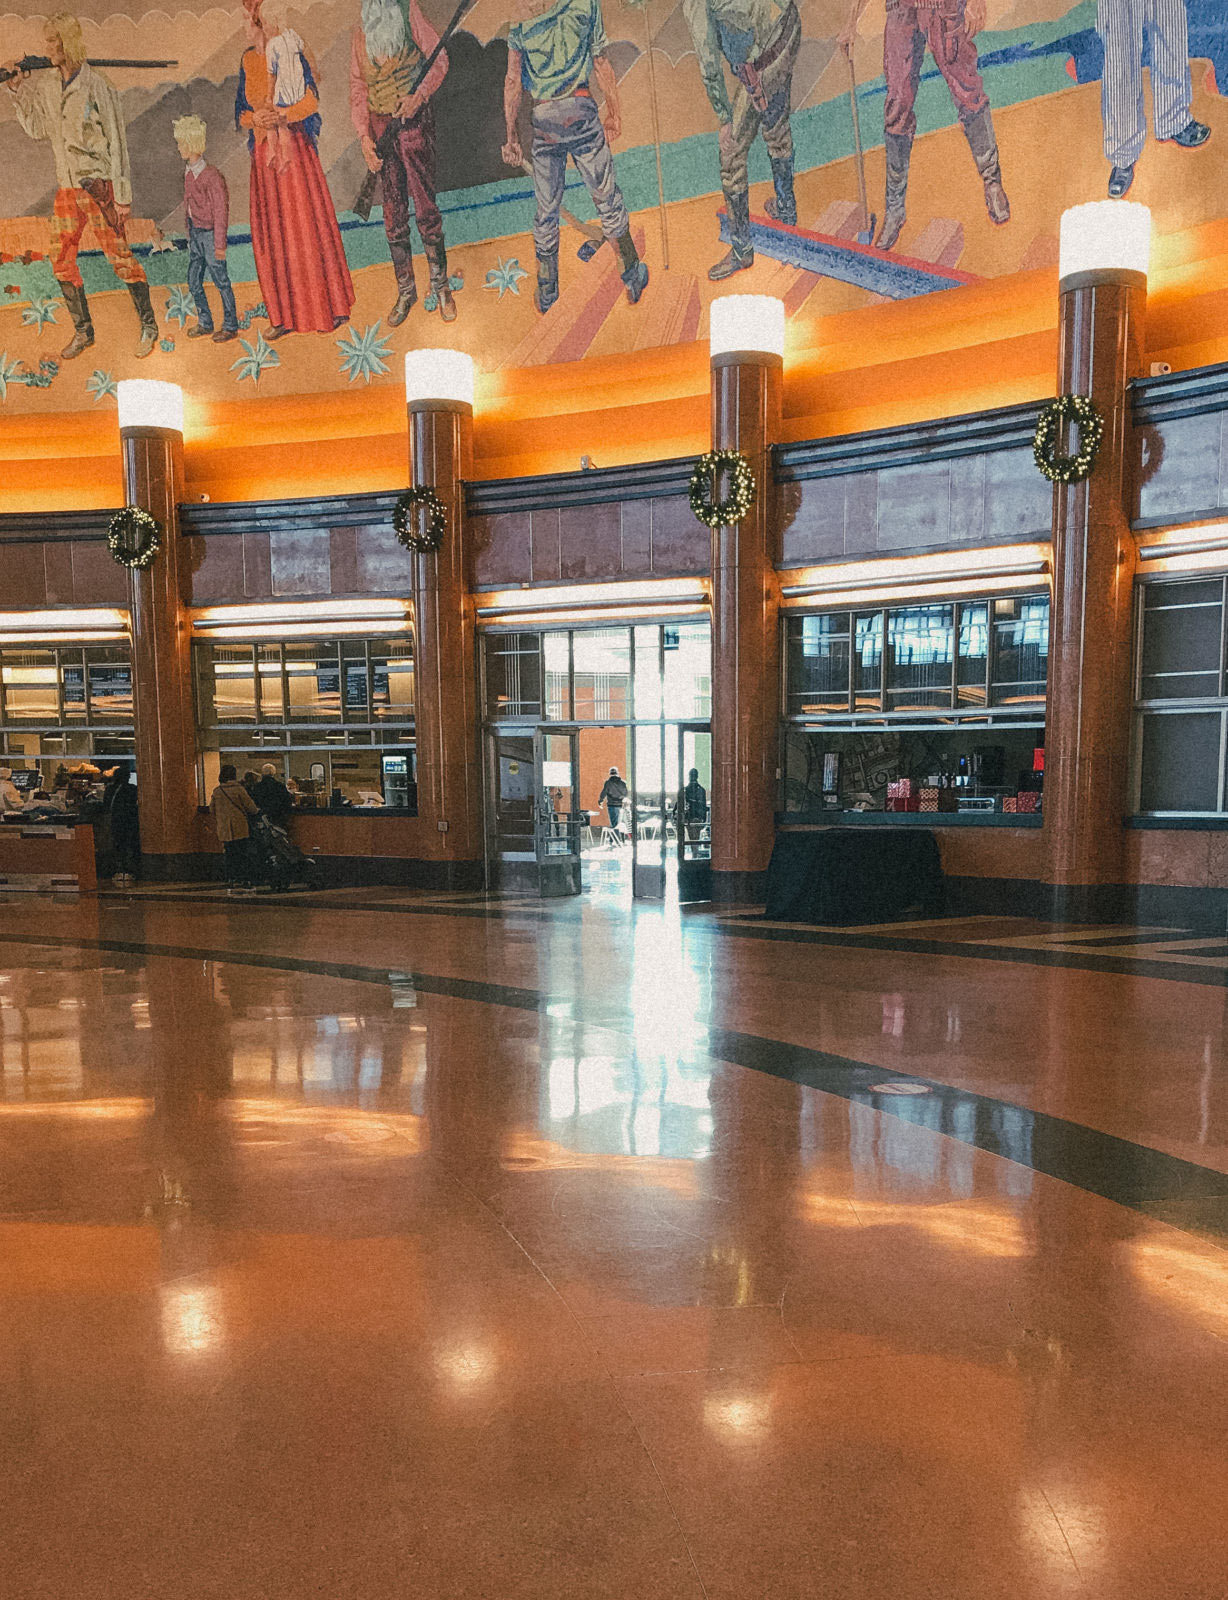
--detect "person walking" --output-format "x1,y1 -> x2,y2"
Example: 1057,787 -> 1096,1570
210,763 -> 260,894
598,765 -> 629,832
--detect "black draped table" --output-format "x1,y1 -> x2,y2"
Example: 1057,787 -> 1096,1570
763,827 -> 944,925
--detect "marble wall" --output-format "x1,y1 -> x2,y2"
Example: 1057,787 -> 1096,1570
471,495 -> 709,588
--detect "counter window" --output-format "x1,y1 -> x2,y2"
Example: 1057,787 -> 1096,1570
1134,577 -> 1228,815
782,593 -> 1048,820
194,637 -> 416,811
0,645 -> 135,787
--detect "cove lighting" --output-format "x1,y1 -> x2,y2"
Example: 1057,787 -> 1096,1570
1058,201 -> 1150,287
200,619 -> 411,641
193,599 -> 410,632
709,295 -> 785,360
404,348 -> 475,408
475,578 -> 709,616
779,543 -> 1050,599
779,572 -> 1049,611
117,379 -> 185,433
0,607 -> 129,643
478,602 -> 710,629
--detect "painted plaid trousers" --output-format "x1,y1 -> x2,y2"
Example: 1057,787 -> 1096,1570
50,183 -> 147,289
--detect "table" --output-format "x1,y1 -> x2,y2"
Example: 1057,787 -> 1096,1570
763,827 -> 943,925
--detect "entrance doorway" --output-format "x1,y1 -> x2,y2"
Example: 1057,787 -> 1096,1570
482,621 -> 712,900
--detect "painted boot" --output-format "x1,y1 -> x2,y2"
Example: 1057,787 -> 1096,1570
763,156 -> 797,226
425,237 -> 456,323
615,230 -> 649,304
709,188 -> 754,280
58,281 -> 94,361
535,249 -> 559,314
876,132 -> 912,252
387,239 -> 418,327
963,107 -> 1010,226
128,280 -> 158,358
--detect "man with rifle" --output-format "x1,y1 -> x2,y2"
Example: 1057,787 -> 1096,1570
3,14 -> 160,359
351,0 -> 457,323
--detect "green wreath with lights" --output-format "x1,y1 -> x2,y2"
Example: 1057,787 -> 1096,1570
689,449 -> 756,530
393,486 -> 447,553
106,506 -> 162,570
1033,395 -> 1105,484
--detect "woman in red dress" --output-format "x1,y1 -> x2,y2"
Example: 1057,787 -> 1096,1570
235,0 -> 355,337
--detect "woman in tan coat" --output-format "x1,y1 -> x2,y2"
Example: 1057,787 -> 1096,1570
210,762 -> 260,893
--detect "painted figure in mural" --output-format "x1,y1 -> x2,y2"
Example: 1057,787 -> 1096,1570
236,0 -> 355,338
840,0 -> 1008,252
173,116 -> 239,343
2,14 -> 158,360
351,0 -> 455,324
681,0 -> 800,280
1097,0 -> 1210,197
501,0 -> 648,314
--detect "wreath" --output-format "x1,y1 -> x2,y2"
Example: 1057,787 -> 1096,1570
393,486 -> 447,552
106,506 -> 162,570
688,449 -> 756,530
1033,395 -> 1105,485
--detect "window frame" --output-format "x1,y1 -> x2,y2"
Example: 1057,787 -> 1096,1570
1132,574 -> 1228,816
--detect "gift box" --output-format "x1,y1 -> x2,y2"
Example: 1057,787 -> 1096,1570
1016,791 -> 1038,813
1002,796 -> 1018,814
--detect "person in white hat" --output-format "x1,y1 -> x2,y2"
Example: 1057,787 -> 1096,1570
0,768 -> 24,814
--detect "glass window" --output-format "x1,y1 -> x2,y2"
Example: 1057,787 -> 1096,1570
633,625 -> 663,720
207,645 -> 257,723
854,612 -> 883,710
663,622 -> 711,719
61,651 -> 87,720
786,614 -> 850,716
992,596 -> 1049,703
87,659 -> 133,721
485,633 -> 541,719
1,651 -> 59,721
1139,712 -> 1221,812
1140,579 -> 1223,701
887,604 -> 954,709
373,639 -> 415,722
544,630 -> 572,720
284,641 -> 341,723
957,603 -> 989,707
194,636 -> 416,812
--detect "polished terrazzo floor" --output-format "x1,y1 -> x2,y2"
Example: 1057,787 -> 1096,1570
2,888 -> 1227,1597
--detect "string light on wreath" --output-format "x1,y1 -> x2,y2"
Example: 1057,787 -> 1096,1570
106,506 -> 162,570
689,449 -> 756,530
1033,395 -> 1104,485
393,486 -> 447,553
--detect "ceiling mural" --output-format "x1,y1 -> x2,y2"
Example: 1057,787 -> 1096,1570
0,0 -> 1221,409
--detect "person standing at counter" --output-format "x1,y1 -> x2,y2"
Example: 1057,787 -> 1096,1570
253,762 -> 295,825
210,763 -> 260,893
103,763 -> 140,885
0,768 -> 22,814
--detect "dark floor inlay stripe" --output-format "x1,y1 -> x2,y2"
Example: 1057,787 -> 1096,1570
1,929 -> 1226,1244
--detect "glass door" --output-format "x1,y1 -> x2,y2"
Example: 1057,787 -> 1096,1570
487,728 -> 537,893
675,724 -> 712,902
631,722 -> 667,899
535,728 -> 582,896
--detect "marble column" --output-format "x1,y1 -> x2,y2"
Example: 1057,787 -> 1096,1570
119,388 -> 200,875
407,395 -> 483,887
1043,218 -> 1148,922
709,335 -> 783,902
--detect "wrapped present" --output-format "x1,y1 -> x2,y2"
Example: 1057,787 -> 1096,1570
1016,791 -> 1038,813
1002,796 -> 1018,814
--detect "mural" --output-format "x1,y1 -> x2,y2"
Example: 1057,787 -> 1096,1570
0,0 -> 1222,408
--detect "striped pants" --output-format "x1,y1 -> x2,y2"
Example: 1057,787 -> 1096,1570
50,183 -> 147,290
1096,0 -> 1193,167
